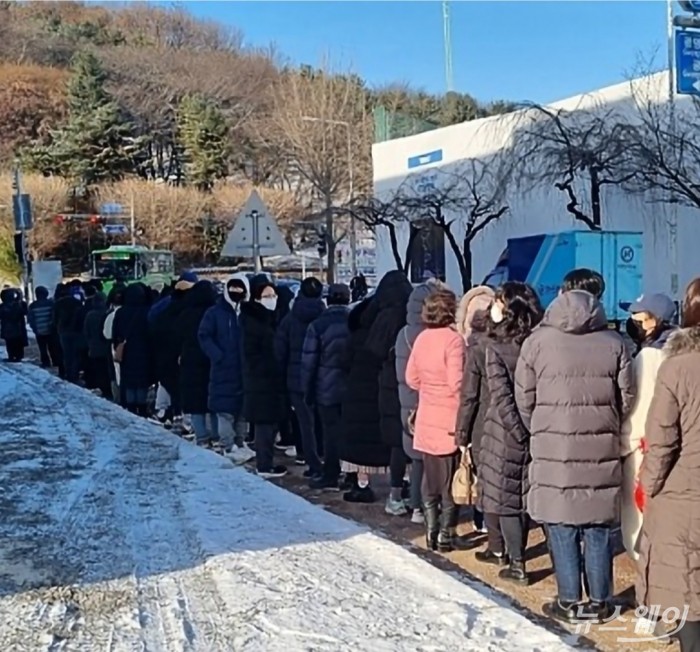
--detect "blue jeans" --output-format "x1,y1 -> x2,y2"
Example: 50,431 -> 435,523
191,413 -> 219,445
546,523 -> 612,604
217,413 -> 247,450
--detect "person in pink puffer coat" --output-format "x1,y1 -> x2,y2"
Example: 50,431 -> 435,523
406,288 -> 464,553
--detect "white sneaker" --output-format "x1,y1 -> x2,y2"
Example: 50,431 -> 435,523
385,497 -> 409,517
226,443 -> 256,465
411,509 -> 425,524
283,446 -> 298,458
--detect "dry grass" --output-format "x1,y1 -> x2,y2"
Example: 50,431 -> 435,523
0,174 -> 304,269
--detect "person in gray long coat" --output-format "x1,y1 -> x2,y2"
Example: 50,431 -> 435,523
395,282 -> 437,523
515,287 -> 635,624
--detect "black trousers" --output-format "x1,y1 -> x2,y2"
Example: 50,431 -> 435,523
677,621 -> 700,652
484,512 -> 506,555
499,513 -> 531,562
5,338 -> 24,361
36,334 -> 53,367
422,451 -> 459,505
390,446 -> 408,489
318,404 -> 342,481
87,356 -> 113,400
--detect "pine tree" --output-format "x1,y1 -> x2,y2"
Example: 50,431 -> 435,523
23,51 -> 141,185
177,94 -> 230,191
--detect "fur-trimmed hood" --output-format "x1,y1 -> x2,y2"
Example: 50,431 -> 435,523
456,285 -> 495,340
663,326 -> 700,358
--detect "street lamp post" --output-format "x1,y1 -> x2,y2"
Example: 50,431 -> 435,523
301,115 -> 358,277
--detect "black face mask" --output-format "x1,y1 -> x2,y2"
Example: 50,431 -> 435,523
227,291 -> 245,303
625,317 -> 646,344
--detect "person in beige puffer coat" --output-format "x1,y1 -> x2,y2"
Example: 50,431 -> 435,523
620,293 -> 676,561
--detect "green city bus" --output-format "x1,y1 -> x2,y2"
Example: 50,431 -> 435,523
90,245 -> 176,294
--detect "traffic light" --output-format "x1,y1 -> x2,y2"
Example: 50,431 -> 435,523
317,232 -> 327,257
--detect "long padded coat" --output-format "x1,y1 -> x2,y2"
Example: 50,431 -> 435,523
637,326 -> 700,621
515,290 -> 635,525
198,293 -> 244,415
112,283 -> 153,390
339,298 -> 390,469
174,281 -> 217,415
478,338 -> 530,516
239,300 -> 287,424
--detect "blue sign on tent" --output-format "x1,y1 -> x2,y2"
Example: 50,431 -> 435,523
102,224 -> 129,235
676,29 -> 700,96
407,149 -> 443,170
100,202 -> 124,215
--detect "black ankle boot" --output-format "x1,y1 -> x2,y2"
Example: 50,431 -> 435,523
423,500 -> 439,551
499,559 -> 529,585
437,502 -> 459,552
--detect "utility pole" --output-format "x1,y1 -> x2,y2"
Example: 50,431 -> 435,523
443,0 -> 454,93
667,0 -> 679,298
130,191 -> 136,246
251,209 -> 261,273
12,166 -> 30,299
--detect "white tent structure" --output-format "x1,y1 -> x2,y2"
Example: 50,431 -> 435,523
372,72 -> 699,299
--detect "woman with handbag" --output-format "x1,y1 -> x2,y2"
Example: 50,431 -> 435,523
406,288 -> 464,552
477,282 -> 542,585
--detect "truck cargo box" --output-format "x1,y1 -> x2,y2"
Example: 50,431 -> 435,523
483,231 -> 643,322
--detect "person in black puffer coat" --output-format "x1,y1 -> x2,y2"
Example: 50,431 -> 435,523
150,279 -> 195,419
301,283 -> 351,489
340,271 -> 412,504
173,280 -> 218,445
275,277 -> 326,478
366,270 -> 413,507
240,280 -> 288,477
83,292 -> 112,399
54,281 -> 87,383
28,286 -> 56,368
477,282 -> 543,585
0,288 -> 28,362
112,283 -> 154,414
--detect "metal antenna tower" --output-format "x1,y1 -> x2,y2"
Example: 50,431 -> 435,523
442,0 -> 454,92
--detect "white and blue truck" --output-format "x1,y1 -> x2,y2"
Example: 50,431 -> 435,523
483,230 -> 643,323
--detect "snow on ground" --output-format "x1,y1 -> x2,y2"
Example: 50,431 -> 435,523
0,363 -> 580,652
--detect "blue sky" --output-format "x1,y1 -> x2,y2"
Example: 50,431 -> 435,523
179,1 -> 669,104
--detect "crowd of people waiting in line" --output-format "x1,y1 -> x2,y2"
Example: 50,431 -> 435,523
2,265 -> 700,649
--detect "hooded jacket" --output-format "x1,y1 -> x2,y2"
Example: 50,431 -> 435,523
0,290 -> 27,343
454,307 -> 493,466
456,285 -> 495,341
395,283 -> 434,460
28,287 -> 55,337
636,326 -> 700,621
83,293 -> 110,359
300,304 -> 350,407
174,281 -> 217,414
198,279 -> 244,415
368,271 -> 412,451
340,298 -> 391,469
275,294 -> 326,394
515,290 -> 635,525
112,284 -> 153,389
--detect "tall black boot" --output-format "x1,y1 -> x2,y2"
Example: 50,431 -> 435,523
423,500 -> 439,551
438,501 -> 459,552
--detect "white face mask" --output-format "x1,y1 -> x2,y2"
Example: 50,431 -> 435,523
490,303 -> 504,324
260,297 -> 277,312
